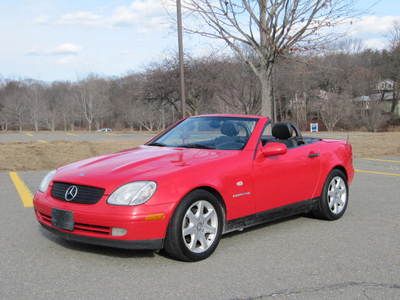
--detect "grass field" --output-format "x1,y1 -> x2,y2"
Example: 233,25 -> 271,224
309,131 -> 400,157
0,131 -> 399,171
0,141 -> 139,171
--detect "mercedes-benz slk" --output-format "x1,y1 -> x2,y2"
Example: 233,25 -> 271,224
34,114 -> 354,261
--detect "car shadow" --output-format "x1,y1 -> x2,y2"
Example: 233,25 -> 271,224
38,213 -> 316,258
39,227 -> 156,258
221,214 -> 311,239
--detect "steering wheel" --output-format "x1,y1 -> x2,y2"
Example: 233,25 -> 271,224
215,122 -> 250,150
288,123 -> 304,145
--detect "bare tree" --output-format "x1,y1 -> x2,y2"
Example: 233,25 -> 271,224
181,0 -> 353,118
274,55 -> 317,126
144,58 -> 181,116
0,39 -> 398,132
52,82 -> 79,131
0,83 -> 8,131
110,74 -> 147,130
317,90 -> 349,131
74,77 -> 112,131
43,83 -> 63,131
0,106 -> 8,131
25,82 -> 46,131
135,100 -> 161,131
185,57 -> 220,115
361,100 -> 388,132
389,21 -> 400,48
1,81 -> 28,131
387,22 -> 400,115
216,58 -> 260,114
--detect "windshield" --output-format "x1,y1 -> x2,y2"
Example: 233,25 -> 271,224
148,117 -> 258,150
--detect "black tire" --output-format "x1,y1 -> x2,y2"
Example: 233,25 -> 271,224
164,190 -> 224,262
313,169 -> 349,220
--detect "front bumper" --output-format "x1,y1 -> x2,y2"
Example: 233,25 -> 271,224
34,191 -> 175,250
40,223 -> 163,250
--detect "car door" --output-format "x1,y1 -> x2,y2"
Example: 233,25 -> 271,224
252,124 -> 321,213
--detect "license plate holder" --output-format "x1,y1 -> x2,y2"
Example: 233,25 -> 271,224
52,208 -> 74,231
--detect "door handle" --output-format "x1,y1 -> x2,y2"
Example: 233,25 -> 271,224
308,152 -> 320,158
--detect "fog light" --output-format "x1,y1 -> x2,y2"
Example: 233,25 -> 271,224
111,227 -> 127,236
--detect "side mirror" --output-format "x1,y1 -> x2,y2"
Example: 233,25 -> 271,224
261,142 -> 287,157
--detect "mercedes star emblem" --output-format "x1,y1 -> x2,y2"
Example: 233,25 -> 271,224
65,185 -> 78,201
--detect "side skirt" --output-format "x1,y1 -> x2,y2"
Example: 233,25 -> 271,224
224,198 -> 319,234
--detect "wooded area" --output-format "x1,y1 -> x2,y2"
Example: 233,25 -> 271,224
0,36 -> 399,132
181,0 -> 355,120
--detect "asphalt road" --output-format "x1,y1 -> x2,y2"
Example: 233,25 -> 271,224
0,158 -> 399,299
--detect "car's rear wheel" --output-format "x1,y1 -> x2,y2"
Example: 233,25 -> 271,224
313,169 -> 348,220
164,190 -> 224,262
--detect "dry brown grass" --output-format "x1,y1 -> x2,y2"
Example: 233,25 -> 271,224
309,131 -> 400,158
0,131 -> 399,171
0,141 -> 139,171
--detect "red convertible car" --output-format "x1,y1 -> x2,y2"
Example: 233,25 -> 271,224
34,114 -> 354,261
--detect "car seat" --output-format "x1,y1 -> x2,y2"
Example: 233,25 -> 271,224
271,123 -> 297,148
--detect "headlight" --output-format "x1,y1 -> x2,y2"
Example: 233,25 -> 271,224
107,181 -> 157,206
39,170 -> 56,193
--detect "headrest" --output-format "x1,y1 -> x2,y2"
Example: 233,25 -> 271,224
221,122 -> 239,137
272,123 -> 293,140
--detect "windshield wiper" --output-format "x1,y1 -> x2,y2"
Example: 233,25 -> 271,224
148,142 -> 167,147
177,143 -> 215,149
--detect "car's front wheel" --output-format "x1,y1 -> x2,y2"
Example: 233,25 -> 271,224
164,190 -> 224,262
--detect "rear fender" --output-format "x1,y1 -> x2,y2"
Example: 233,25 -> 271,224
314,141 -> 354,197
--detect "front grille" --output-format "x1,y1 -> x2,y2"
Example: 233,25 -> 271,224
51,182 -> 105,204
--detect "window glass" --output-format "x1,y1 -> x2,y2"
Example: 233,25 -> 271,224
260,123 -> 273,146
150,117 -> 258,150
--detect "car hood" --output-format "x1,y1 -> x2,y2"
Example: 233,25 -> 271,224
53,145 -> 238,191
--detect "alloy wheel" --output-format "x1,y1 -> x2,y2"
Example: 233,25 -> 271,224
181,200 -> 218,253
327,176 -> 347,214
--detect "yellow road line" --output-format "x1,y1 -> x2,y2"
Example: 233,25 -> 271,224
355,169 -> 400,177
9,172 -> 34,207
361,158 -> 400,164
37,139 -> 48,144
24,133 -> 33,137
66,132 -> 78,136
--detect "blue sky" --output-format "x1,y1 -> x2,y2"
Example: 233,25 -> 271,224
0,0 -> 399,82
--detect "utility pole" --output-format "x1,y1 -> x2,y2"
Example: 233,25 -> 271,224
176,0 -> 186,117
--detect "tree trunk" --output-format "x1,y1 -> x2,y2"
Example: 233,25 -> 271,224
391,84 -> 398,114
63,116 -> 67,131
259,69 -> 273,119
88,121 -> 92,132
34,119 -> 39,132
161,105 -> 165,130
277,96 -> 283,121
